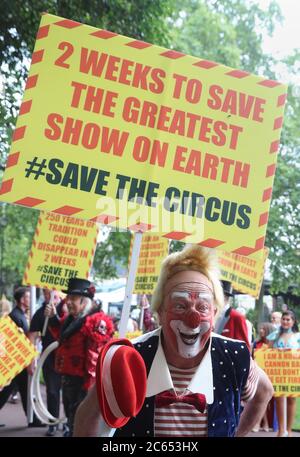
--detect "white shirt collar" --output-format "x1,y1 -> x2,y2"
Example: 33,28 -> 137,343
145,328 -> 214,404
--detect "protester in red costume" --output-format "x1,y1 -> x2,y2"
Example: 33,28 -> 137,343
46,278 -> 114,437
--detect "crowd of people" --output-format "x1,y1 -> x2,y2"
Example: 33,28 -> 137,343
0,247 -> 299,438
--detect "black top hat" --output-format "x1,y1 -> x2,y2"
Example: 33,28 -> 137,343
221,280 -> 234,297
62,278 -> 95,299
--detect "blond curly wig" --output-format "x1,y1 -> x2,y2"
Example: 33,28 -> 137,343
151,245 -> 224,315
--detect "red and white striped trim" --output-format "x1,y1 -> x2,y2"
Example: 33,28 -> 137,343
102,345 -> 126,418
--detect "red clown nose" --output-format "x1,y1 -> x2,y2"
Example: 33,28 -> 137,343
184,310 -> 201,328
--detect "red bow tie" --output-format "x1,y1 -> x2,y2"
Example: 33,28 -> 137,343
155,390 -> 206,412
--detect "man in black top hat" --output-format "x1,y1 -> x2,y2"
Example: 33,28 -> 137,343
45,278 -> 114,436
214,280 -> 250,349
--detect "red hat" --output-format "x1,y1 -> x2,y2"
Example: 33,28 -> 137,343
95,338 -> 147,428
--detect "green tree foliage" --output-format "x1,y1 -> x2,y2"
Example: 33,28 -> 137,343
169,0 -> 282,74
266,55 -> 300,294
0,203 -> 38,294
93,229 -> 131,280
0,0 -> 173,288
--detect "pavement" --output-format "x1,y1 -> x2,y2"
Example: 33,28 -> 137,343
0,385 -> 64,437
0,387 -> 300,437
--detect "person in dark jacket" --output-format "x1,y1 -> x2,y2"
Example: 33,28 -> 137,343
28,288 -> 67,436
46,278 -> 114,437
0,287 -> 45,427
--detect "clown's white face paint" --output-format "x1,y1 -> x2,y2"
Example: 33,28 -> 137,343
159,270 -> 216,368
169,320 -> 210,358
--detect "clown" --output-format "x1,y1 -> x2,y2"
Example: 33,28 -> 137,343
74,246 -> 273,437
158,270 -> 216,363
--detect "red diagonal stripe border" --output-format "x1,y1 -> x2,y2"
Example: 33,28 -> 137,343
128,222 -> 154,232
160,50 -> 185,59
125,40 -> 152,49
36,25 -> 50,39
225,69 -> 250,78
31,49 -> 44,64
269,140 -> 280,153
277,93 -> 287,107
12,126 -> 26,141
258,79 -> 282,88
19,100 -> 32,115
6,152 -> 20,168
14,197 -> 45,207
0,178 -> 14,195
232,236 -> 265,256
259,212 -> 269,226
25,74 -> 38,89
162,231 -> 192,240
198,238 -> 225,248
54,19 -> 82,28
273,117 -> 283,130
52,205 -> 83,215
193,60 -> 219,69
265,163 -> 276,177
262,187 -> 273,202
90,30 -> 118,39
90,214 -> 119,224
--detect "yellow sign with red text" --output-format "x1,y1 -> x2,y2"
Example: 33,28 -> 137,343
130,234 -> 169,294
0,316 -> 38,388
0,13 -> 287,255
254,348 -> 300,397
22,212 -> 98,290
217,248 -> 268,298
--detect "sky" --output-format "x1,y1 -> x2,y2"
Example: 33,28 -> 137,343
258,0 -> 300,57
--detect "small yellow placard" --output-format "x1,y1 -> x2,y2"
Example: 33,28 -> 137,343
0,13 -> 287,255
217,247 -> 268,298
130,234 -> 169,294
254,348 -> 300,397
0,316 -> 38,388
22,211 -> 98,290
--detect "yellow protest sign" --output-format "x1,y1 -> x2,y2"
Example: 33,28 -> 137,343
217,247 -> 268,298
0,13 -> 287,255
254,348 -> 300,397
22,211 -> 98,290
129,234 -> 169,294
0,316 -> 38,388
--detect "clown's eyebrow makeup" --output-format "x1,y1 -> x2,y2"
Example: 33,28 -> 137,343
165,281 -> 214,297
170,291 -> 213,300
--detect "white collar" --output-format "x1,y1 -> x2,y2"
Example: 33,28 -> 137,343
146,328 -> 214,404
